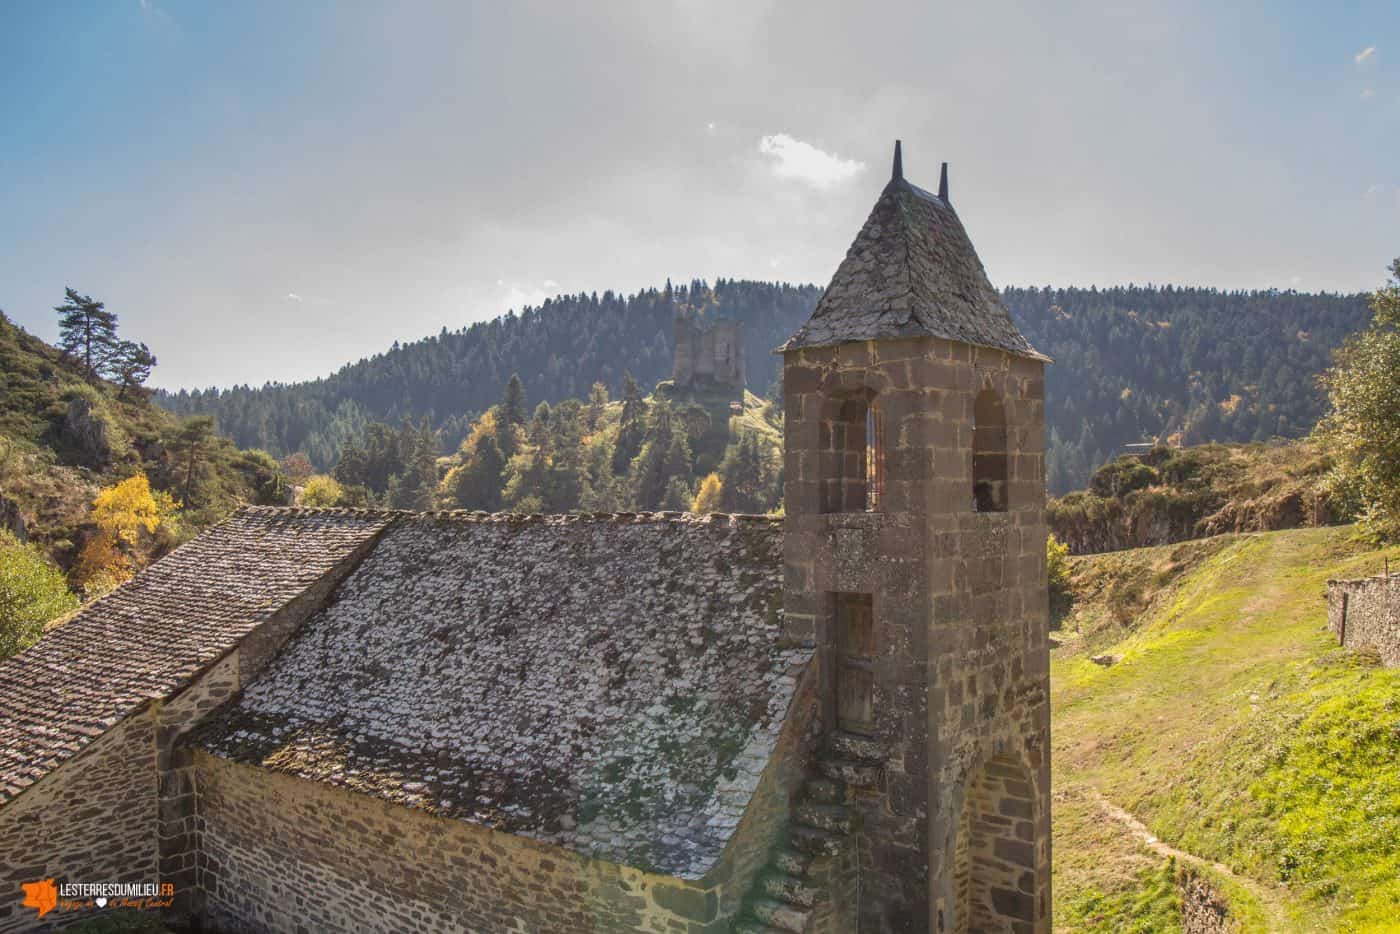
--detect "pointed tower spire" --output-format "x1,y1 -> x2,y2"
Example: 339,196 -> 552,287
938,162 -> 949,202
891,140 -> 903,181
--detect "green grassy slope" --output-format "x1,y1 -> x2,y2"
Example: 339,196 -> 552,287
1053,526 -> 1400,931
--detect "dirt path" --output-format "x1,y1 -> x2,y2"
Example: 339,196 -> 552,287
1087,788 -> 1296,931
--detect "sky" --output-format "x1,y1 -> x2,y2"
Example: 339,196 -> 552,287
2,1 -> 1397,390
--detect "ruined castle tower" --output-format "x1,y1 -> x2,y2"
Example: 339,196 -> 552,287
673,311 -> 746,389
780,142 -> 1052,932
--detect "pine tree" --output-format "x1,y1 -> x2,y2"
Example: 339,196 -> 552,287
448,434 -> 506,510
55,288 -> 119,377
719,434 -> 767,513
661,477 -> 691,511
171,416 -> 216,507
587,382 -> 609,430
111,340 -> 156,398
612,373 -> 647,475
502,374 -> 528,428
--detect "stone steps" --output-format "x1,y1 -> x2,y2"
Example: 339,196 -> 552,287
759,869 -> 820,909
772,847 -> 813,878
750,897 -> 810,932
802,777 -> 845,804
790,823 -> 843,858
733,918 -> 789,934
828,730 -> 886,763
733,921 -> 786,934
817,756 -> 881,789
793,801 -> 850,834
728,745 -> 866,930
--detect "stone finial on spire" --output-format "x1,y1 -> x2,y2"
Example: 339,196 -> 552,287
892,140 -> 903,181
938,162 -> 949,202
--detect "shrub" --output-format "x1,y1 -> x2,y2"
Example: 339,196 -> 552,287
300,474 -> 345,507
0,530 -> 78,660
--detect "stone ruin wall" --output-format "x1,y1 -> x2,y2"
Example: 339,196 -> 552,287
1327,572 -> 1400,667
673,316 -> 745,389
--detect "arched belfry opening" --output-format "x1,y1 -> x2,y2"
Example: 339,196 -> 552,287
953,756 -> 1039,933
973,389 -> 1009,513
820,389 -> 884,513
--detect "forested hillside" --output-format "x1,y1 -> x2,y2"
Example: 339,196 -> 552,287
0,307 -> 299,660
158,281 -> 1369,493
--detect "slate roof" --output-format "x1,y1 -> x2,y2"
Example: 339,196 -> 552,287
193,511 -> 806,879
781,152 -> 1047,360
0,508 -> 393,804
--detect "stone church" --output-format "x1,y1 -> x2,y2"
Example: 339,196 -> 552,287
0,142 -> 1050,933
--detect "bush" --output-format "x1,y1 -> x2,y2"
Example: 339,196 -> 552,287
0,529 -> 78,660
300,475 -> 345,507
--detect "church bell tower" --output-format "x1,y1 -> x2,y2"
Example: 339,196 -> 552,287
780,141 -> 1052,933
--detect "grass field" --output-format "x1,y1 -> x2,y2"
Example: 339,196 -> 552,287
1052,526 -> 1400,931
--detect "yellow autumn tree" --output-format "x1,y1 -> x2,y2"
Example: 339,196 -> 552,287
691,472 -> 723,513
300,474 -> 344,507
76,473 -> 178,595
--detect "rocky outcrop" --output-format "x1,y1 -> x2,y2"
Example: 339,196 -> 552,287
1049,443 -> 1338,555
57,396 -> 113,469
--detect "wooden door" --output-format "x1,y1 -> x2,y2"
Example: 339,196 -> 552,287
836,593 -> 875,734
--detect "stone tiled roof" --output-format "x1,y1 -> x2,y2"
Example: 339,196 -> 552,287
780,173 -> 1048,360
0,508 -> 394,804
194,511 -> 806,879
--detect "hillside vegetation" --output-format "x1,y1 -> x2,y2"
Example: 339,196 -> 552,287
0,311 -> 288,598
1048,441 -> 1342,555
1052,526 -> 1400,931
157,282 -> 1369,493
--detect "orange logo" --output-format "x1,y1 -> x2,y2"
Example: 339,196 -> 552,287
21,879 -> 57,919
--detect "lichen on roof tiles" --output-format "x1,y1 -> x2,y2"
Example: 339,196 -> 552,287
0,507 -> 393,804
194,511 -> 806,879
780,177 -> 1047,360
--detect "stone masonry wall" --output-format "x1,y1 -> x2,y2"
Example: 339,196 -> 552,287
784,335 -> 1050,933
0,713 -> 157,934
194,753 -> 724,934
1327,573 -> 1400,667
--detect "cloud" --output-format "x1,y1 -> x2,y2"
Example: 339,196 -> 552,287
757,134 -> 865,189
1354,45 -> 1377,64
1361,87 -> 1376,99
286,292 -> 304,302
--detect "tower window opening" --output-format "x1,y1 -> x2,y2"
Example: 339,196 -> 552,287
972,389 -> 1008,513
866,402 -> 884,512
821,390 -> 883,513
